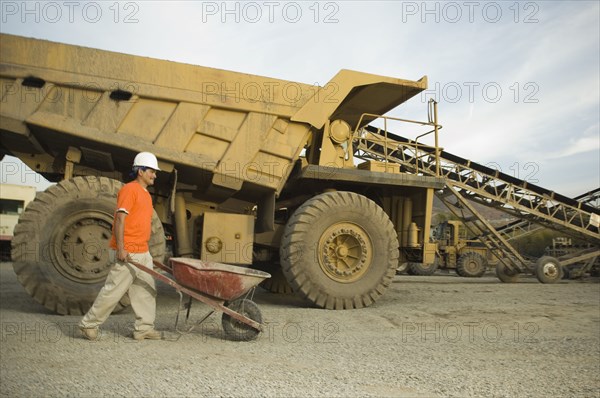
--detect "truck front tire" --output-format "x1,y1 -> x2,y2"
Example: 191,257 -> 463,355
280,192 -> 398,309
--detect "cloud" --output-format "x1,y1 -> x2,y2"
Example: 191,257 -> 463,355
546,125 -> 600,159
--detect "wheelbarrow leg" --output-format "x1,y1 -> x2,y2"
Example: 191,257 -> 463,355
174,290 -> 216,335
185,296 -> 192,320
174,291 -> 187,333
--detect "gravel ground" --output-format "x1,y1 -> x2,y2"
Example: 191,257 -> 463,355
1,261 -> 599,397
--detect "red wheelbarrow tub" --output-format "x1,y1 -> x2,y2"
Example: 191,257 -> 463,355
169,257 -> 271,301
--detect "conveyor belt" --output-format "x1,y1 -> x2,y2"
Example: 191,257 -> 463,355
354,125 -> 599,273
497,188 -> 600,241
356,126 -> 599,242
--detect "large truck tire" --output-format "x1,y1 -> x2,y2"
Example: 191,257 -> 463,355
280,191 -> 399,310
259,265 -> 294,294
11,176 -> 166,315
456,252 -> 487,277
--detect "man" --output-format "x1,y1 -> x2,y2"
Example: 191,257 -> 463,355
79,152 -> 162,341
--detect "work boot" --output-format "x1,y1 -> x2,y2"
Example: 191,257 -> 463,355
133,329 -> 162,341
79,326 -> 99,341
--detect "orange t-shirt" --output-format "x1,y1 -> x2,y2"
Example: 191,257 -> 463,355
109,181 -> 153,253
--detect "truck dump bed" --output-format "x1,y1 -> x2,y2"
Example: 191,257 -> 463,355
0,34 -> 428,198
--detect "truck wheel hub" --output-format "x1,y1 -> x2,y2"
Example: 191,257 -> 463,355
336,246 -> 349,257
319,223 -> 372,283
542,262 -> 559,278
51,210 -> 114,284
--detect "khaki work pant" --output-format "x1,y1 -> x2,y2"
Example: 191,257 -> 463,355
80,251 -> 156,332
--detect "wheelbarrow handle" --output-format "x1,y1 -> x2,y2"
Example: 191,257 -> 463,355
152,259 -> 173,274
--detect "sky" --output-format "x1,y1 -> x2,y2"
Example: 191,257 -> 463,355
0,0 -> 599,197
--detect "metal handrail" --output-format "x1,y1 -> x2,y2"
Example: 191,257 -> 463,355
352,99 -> 442,176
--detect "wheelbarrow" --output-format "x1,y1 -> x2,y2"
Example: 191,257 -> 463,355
128,257 -> 271,341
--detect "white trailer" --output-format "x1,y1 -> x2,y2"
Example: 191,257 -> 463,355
0,184 -> 36,260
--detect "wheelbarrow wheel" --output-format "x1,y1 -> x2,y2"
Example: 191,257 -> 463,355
222,299 -> 262,341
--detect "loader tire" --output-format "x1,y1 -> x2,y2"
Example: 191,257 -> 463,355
11,177 -> 166,315
535,256 -> 563,284
280,192 -> 398,310
456,252 -> 487,277
407,261 -> 438,276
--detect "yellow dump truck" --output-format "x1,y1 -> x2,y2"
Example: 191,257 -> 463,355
0,34 -> 444,314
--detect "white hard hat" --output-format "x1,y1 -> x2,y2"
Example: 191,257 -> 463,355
133,152 -> 160,171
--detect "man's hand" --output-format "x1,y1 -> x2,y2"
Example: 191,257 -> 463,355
116,248 -> 129,262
